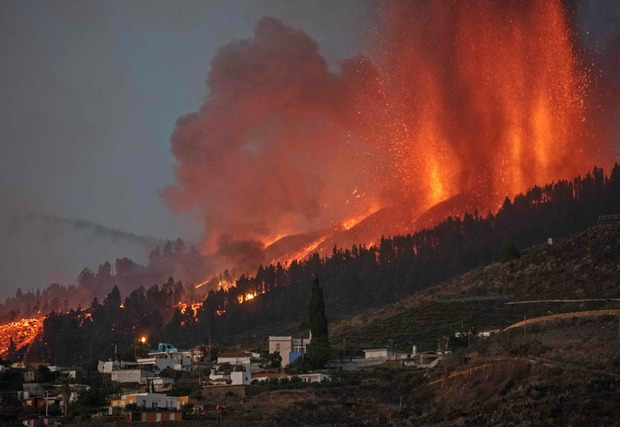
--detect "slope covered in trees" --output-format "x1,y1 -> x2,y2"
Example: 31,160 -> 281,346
10,165 -> 620,366
0,238 -> 208,323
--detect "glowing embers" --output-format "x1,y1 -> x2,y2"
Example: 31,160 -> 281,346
237,290 -> 264,304
0,317 -> 45,358
177,301 -> 203,319
76,309 -> 92,326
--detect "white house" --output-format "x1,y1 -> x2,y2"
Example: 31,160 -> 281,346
231,371 -> 252,385
109,393 -> 190,414
363,348 -> 408,361
139,342 -> 192,371
216,350 -> 259,368
137,356 -> 190,371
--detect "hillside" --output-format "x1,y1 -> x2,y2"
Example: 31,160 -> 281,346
330,219 -> 620,352
5,166 -> 620,366
440,218 -> 620,301
192,221 -> 620,426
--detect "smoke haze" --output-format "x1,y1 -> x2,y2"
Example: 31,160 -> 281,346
0,209 -> 164,301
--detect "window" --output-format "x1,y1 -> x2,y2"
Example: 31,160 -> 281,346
275,344 -> 281,352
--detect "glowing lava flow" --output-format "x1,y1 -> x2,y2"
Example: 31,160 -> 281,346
164,1 -> 609,274
371,1 -> 602,215
0,317 -> 44,358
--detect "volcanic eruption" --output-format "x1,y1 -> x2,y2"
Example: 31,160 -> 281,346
164,1 -> 613,273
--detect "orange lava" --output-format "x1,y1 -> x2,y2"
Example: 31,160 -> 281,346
370,1 -> 602,214
0,317 -> 44,358
165,1 -> 610,271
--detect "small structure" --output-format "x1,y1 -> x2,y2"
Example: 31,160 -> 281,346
299,373 -> 330,383
268,334 -> 309,367
363,348 -> 408,361
110,368 -> 158,384
23,371 -> 35,383
108,392 -> 188,413
190,345 -> 207,362
405,351 -> 444,369
477,329 -> 500,338
152,376 -> 174,392
23,396 -> 47,408
126,411 -> 183,422
231,371 -> 252,385
251,372 -> 330,383
216,350 -> 260,372
139,342 -> 192,371
23,383 -> 46,397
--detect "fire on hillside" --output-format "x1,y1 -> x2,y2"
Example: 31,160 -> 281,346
0,317 -> 44,359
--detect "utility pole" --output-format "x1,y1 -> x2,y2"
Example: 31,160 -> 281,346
342,338 -> 346,359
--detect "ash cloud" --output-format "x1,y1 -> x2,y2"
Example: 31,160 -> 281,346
163,17 -> 386,266
165,3 -> 618,273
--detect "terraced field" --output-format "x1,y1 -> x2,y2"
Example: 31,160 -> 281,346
331,297 -> 510,353
331,297 -> 620,354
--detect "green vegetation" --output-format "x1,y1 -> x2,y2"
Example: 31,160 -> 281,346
258,350 -> 282,369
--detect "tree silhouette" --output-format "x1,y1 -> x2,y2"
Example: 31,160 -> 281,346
307,274 -> 330,367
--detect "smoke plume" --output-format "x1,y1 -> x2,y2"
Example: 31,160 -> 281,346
163,17 -> 386,264
165,2 -> 616,271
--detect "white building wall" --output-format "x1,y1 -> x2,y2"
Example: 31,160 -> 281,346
231,371 -> 252,385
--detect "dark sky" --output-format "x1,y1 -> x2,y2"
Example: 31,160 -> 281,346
0,0 -> 617,299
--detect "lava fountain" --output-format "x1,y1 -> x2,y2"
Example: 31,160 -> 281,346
165,1 -> 610,269
368,0 -> 605,214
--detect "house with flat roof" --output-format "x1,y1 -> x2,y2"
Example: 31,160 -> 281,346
108,392 -> 189,413
268,334 -> 309,367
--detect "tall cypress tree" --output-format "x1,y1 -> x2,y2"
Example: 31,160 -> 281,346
307,274 -> 330,367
